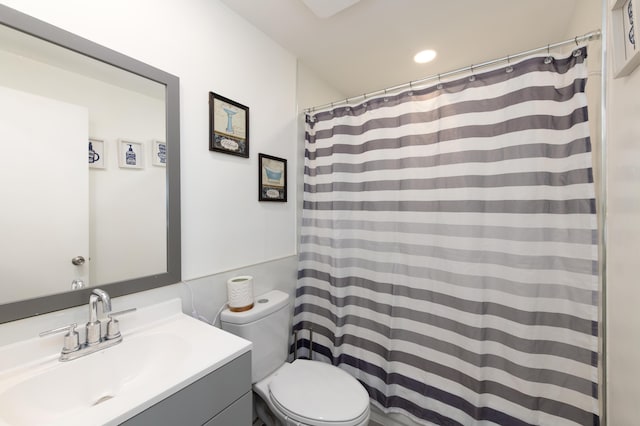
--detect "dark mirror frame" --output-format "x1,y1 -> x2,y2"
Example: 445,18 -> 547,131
0,4 -> 181,323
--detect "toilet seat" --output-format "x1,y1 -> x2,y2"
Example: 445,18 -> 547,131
268,360 -> 370,426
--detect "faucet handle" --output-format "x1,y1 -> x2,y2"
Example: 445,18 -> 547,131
39,323 -> 81,354
105,308 -> 137,340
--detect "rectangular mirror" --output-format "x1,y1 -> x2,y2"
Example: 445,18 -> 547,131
0,5 -> 181,323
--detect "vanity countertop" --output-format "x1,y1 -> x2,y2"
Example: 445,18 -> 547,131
0,298 -> 251,426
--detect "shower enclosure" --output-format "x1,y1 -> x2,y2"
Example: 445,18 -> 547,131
295,40 -> 603,425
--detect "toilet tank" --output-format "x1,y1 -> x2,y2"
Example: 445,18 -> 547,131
220,290 -> 290,383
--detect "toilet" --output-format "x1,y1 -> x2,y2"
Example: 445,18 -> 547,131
220,290 -> 370,426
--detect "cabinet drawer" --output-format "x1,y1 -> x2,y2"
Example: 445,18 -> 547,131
204,391 -> 251,426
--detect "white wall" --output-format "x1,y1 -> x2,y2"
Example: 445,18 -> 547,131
606,1 -> 640,423
296,61 -> 346,112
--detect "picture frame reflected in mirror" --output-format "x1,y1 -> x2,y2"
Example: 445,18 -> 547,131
118,139 -> 145,169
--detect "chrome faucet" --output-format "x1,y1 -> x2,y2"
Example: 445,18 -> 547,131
39,289 -> 136,361
86,288 -> 112,345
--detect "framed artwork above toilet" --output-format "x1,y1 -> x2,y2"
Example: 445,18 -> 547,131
258,153 -> 287,202
209,92 -> 249,158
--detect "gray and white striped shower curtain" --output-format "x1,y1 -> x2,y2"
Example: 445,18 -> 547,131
294,47 -> 598,426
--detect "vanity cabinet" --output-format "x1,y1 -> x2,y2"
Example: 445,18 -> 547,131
121,351 -> 251,426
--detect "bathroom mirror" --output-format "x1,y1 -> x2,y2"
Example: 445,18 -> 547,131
0,5 -> 181,323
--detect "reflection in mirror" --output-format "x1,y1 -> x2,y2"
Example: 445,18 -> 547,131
0,5 -> 181,323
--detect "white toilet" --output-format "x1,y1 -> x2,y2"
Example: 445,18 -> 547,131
220,290 -> 370,426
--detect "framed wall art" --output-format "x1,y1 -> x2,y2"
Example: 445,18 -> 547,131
259,153 -> 287,202
88,138 -> 105,169
152,140 -> 167,167
612,0 -> 640,77
209,92 -> 249,158
118,139 -> 144,169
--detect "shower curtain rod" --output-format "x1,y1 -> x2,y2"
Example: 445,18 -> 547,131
304,29 -> 601,114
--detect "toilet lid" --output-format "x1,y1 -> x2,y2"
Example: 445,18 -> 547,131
269,360 -> 369,426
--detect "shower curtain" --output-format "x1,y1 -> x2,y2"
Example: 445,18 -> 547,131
294,47 -> 598,426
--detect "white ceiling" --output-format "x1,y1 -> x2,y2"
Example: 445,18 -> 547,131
220,0 -> 586,100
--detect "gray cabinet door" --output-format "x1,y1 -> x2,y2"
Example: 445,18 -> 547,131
121,351 -> 251,426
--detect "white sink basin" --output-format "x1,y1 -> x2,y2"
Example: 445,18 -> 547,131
0,333 -> 186,425
0,299 -> 251,426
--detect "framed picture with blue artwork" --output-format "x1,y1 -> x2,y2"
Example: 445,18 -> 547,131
152,140 -> 167,167
259,153 -> 287,202
88,138 -> 105,169
209,92 -> 249,157
118,139 -> 144,169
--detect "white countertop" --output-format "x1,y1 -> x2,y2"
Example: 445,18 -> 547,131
0,298 -> 251,426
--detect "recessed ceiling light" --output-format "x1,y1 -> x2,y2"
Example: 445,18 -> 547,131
414,49 -> 437,64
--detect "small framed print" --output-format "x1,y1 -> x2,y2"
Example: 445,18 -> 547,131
88,138 -> 105,169
152,140 -> 167,167
259,153 -> 287,202
209,92 -> 249,158
118,139 -> 144,169
612,0 -> 640,77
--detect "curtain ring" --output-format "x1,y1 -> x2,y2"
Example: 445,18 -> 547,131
383,89 -> 389,102
408,81 -> 414,96
505,55 -> 514,73
469,65 -> 476,82
572,36 -> 583,57
436,74 -> 443,90
544,44 -> 553,64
